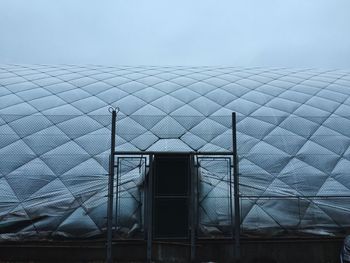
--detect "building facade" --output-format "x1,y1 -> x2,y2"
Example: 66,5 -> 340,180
0,65 -> 350,240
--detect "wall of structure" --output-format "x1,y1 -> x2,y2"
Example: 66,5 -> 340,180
1,65 -> 350,239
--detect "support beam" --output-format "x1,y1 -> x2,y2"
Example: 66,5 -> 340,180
147,155 -> 154,263
232,112 -> 241,263
190,155 -> 197,262
107,108 -> 117,263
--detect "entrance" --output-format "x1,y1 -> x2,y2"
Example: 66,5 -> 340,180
153,154 -> 190,238
107,109 -> 240,263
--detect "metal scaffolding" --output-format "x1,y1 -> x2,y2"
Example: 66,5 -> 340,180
106,111 -> 240,263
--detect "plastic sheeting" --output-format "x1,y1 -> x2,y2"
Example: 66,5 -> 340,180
1,65 -> 350,240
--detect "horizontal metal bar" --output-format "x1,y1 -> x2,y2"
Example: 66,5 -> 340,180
241,195 -> 350,198
154,196 -> 190,199
152,237 -> 191,242
197,157 -> 231,160
114,151 -> 234,156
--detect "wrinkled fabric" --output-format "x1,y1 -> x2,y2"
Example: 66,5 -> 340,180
341,236 -> 350,263
0,65 -> 350,240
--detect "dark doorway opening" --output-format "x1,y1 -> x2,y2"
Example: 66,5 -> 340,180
153,154 -> 190,238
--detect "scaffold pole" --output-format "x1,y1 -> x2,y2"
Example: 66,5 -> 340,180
232,112 -> 241,263
107,107 -> 118,263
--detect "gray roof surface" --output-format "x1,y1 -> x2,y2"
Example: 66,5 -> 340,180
1,65 -> 350,239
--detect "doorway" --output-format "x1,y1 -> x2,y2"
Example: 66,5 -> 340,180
152,154 -> 190,238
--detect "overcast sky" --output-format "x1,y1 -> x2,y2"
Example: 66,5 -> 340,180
0,0 -> 350,68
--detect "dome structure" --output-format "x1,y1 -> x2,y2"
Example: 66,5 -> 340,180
1,64 -> 350,239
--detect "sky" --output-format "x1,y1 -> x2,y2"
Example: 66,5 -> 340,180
0,0 -> 350,68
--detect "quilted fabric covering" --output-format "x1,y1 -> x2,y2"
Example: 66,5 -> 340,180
1,64 -> 350,239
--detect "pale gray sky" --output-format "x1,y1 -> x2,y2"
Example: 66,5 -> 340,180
0,0 -> 350,68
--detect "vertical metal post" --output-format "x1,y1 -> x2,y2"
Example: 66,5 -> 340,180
190,154 -> 197,262
115,157 -> 120,235
107,108 -> 117,263
144,159 -> 149,241
196,157 -> 200,243
147,155 -> 154,263
229,152 -> 234,243
232,112 -> 241,263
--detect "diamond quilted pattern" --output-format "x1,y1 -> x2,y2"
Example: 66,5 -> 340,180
1,65 -> 350,239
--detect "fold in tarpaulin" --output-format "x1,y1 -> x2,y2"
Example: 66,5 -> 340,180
1,65 -> 350,240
